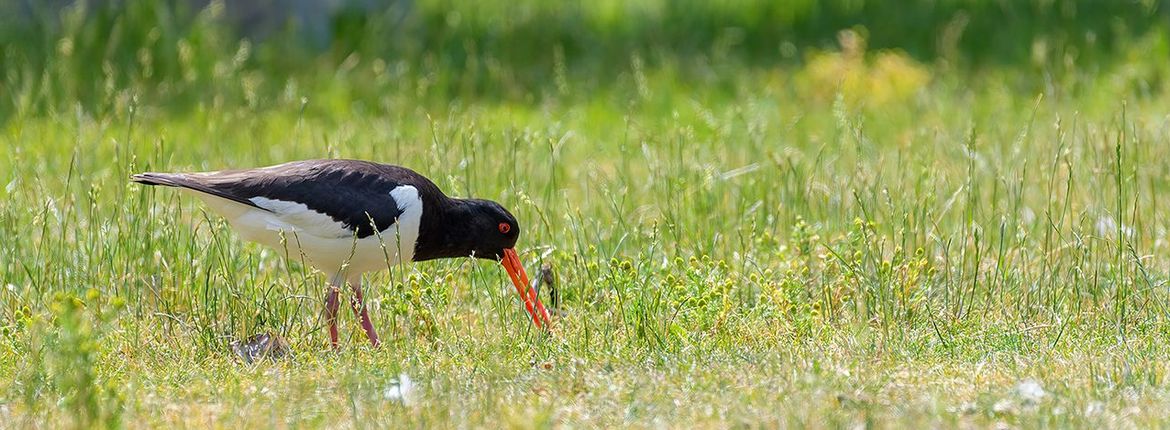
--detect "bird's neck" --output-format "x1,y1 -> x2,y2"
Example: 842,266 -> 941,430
413,196 -> 478,262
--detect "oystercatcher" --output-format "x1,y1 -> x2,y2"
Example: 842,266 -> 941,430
132,159 -> 552,347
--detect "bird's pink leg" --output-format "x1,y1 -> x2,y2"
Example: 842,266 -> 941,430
348,276 -> 381,347
325,278 -> 342,349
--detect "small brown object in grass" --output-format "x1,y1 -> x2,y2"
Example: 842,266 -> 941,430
532,262 -> 561,310
540,263 -> 557,307
230,332 -> 290,364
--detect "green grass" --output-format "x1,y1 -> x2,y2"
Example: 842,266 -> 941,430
3,1 -> 1170,428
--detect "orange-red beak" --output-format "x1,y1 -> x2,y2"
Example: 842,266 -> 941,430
501,248 -> 552,329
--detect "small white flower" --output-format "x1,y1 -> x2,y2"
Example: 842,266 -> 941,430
383,373 -> 416,406
992,399 -> 1015,414
1095,216 -> 1115,236
1020,206 -> 1036,225
1096,215 -> 1134,238
1015,379 -> 1046,405
1084,402 -> 1105,417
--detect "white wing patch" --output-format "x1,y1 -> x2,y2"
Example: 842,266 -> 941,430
385,185 -> 423,259
249,196 -> 353,239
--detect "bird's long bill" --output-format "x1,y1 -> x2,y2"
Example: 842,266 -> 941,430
501,248 -> 552,329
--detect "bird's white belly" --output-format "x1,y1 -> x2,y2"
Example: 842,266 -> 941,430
233,217 -> 416,274
184,186 -> 422,275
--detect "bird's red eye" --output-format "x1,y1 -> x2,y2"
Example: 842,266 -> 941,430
498,223 -> 511,234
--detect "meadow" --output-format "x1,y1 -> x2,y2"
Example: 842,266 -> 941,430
2,0 -> 1170,427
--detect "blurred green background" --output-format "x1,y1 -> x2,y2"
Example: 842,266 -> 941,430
2,0 -> 1167,118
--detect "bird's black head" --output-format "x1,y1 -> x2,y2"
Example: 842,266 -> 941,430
462,199 -> 521,260
414,198 -> 521,261
413,195 -> 551,328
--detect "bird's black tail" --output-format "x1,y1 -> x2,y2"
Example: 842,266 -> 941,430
130,172 -> 189,187
130,172 -> 266,210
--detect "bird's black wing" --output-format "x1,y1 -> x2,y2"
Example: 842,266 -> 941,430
133,159 -> 422,238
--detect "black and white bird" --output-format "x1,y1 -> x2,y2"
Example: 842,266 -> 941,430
132,159 -> 552,348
